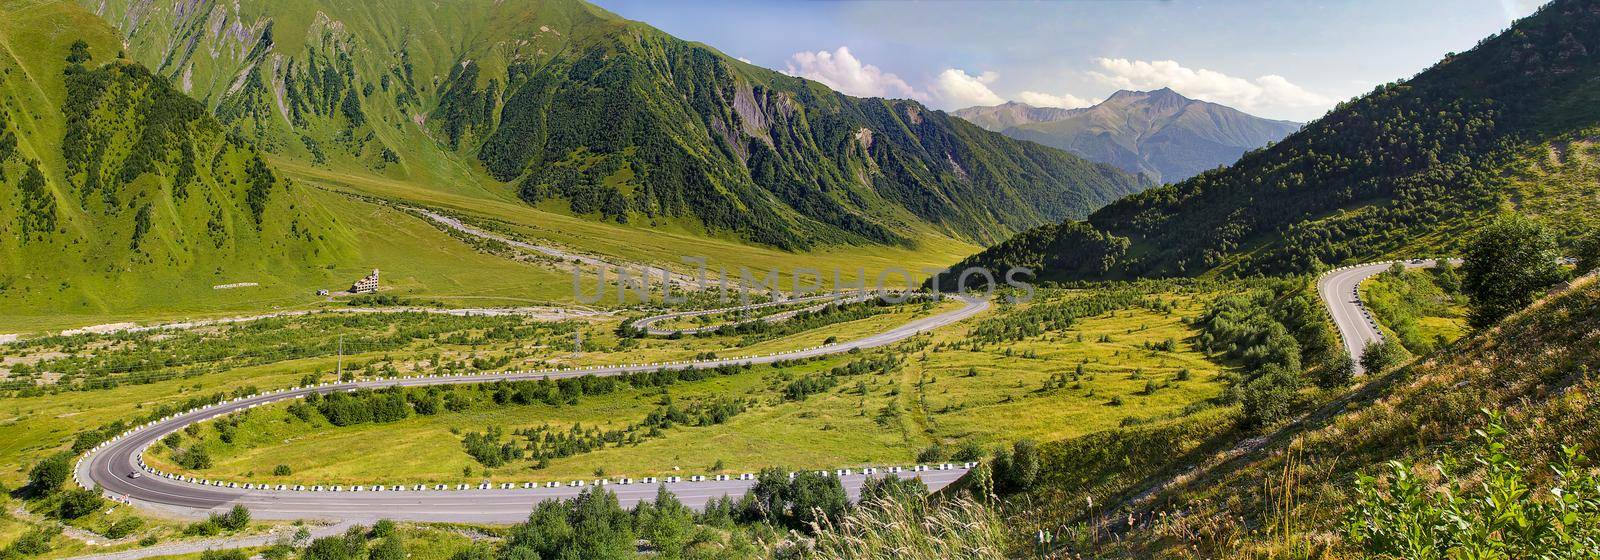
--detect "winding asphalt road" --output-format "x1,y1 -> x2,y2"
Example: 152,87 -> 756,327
76,258 -> 1429,526
1317,259 -> 1456,374
61,258 -> 1465,560
76,296 -> 987,524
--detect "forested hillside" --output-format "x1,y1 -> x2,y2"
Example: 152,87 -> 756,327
0,1 -> 349,317
951,0 -> 1600,282
86,0 -> 1149,249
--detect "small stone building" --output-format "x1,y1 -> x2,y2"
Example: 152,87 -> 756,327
351,269 -> 380,294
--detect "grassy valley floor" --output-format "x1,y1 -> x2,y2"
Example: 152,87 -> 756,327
135,287 -> 1228,486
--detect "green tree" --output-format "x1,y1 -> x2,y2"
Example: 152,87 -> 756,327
1360,340 -> 1408,375
1462,216 -> 1566,329
1432,260 -> 1463,294
65,39 -> 91,65
1316,350 -> 1356,388
788,471 -> 848,528
992,439 -> 1041,493
746,467 -> 791,522
28,455 -> 71,495
506,488 -> 633,560
635,486 -> 693,559
1576,227 -> 1600,274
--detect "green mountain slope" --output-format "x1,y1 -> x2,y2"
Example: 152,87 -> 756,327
0,1 -> 603,332
950,101 -> 1077,132
958,89 -> 1302,183
949,0 -> 1600,283
86,0 -> 1149,249
0,1 -> 350,316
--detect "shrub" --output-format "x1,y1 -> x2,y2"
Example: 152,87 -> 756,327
1241,364 -> 1302,428
176,446 -> 213,470
915,443 -> 946,463
370,519 -> 396,539
952,441 -> 985,462
302,530 -> 366,560
369,535 -> 404,560
5,525 -> 60,556
1346,412 -> 1600,557
1360,340 -> 1408,375
214,504 -> 251,531
991,439 -> 1040,494
56,488 -> 104,519
273,464 -> 292,476
184,520 -> 220,536
858,475 -> 928,510
104,517 -> 144,539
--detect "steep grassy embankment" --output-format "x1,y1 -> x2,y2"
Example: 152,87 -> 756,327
1011,274 -> 1600,558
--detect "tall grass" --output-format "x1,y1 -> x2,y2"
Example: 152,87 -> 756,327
770,492 -> 1008,560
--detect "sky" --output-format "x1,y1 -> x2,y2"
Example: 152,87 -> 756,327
591,0 -> 1549,121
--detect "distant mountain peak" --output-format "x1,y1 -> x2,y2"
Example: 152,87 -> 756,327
1105,89 -> 1144,100
954,88 -> 1300,183
1106,87 -> 1189,105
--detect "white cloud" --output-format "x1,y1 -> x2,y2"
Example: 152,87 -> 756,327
1015,91 -> 1100,109
784,47 -> 1015,109
784,47 -> 920,99
1500,0 -> 1547,21
1089,58 -> 1330,112
928,69 -> 1004,107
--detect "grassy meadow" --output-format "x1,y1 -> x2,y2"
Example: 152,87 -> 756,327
133,288 -> 1231,486
1359,264 -> 1468,355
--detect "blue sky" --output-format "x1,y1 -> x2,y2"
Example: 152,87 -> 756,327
591,0 -> 1548,121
